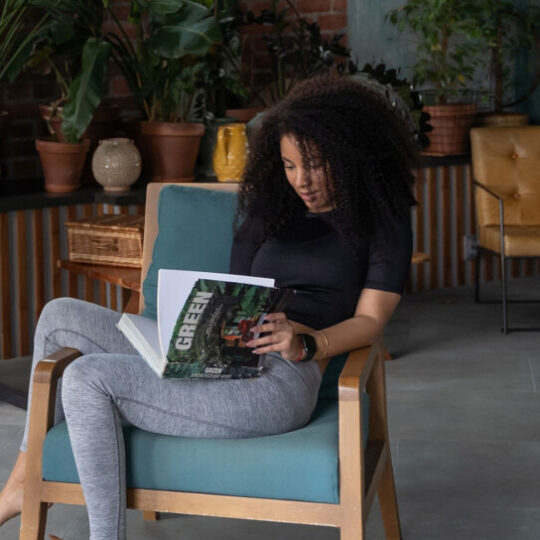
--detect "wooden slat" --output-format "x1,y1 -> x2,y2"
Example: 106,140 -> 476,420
466,165 -> 476,285
441,166 -> 452,288
428,167 -> 438,289
455,166 -> 465,286
95,204 -> 108,307
525,259 -> 533,277
66,206 -> 78,298
49,208 -> 62,298
32,209 -> 45,325
0,213 -> 12,358
17,211 -> 30,355
82,204 -> 95,302
415,169 -> 425,291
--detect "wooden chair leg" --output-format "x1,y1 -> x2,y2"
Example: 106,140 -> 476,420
340,519 -> 365,540
19,500 -> 48,540
142,511 -> 159,521
377,456 -> 402,540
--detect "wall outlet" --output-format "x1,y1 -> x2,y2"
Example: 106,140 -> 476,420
463,234 -> 478,260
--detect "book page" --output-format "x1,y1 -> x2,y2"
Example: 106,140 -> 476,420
157,269 -> 274,358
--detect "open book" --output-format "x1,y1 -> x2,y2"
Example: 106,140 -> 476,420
117,269 -> 293,379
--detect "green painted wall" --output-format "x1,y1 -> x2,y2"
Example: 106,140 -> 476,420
348,0 -> 540,123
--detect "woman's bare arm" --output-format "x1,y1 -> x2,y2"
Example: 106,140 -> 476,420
249,288 -> 402,373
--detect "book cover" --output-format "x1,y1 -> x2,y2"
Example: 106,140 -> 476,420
165,279 -> 292,378
117,270 -> 292,380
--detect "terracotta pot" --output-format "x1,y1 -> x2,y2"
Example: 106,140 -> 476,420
36,138 -> 90,193
140,121 -> 205,182
422,103 -> 477,156
39,103 -> 118,187
225,108 -> 265,123
475,112 -> 529,127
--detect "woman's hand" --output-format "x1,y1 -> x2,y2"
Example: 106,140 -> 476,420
246,312 -> 303,361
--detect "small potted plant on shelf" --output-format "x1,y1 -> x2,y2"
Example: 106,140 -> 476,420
387,0 -> 484,156
105,0 -> 223,182
7,0 -> 113,191
0,0 -> 55,162
474,0 -> 540,126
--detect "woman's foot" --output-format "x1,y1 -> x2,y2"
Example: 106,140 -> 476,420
0,478 -> 24,526
0,450 -> 25,527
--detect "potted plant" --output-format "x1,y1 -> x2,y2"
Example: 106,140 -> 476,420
35,36 -> 111,192
0,0 -> 55,173
387,0 -> 484,155
475,1 -> 540,126
245,0 -> 355,106
105,0 -> 223,182
6,0 -> 113,190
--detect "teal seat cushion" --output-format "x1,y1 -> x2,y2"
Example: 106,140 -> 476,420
42,394 -> 370,504
142,185 -> 238,320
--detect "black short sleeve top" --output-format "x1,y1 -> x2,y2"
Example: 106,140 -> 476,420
229,210 -> 412,330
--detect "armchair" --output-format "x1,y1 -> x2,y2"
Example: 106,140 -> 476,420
470,126 -> 540,333
20,183 -> 402,540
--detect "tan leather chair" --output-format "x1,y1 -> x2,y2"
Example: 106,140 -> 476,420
470,126 -> 540,333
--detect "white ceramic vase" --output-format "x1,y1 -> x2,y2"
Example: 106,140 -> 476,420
92,138 -> 141,192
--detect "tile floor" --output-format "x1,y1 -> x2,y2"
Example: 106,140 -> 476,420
1,276 -> 539,539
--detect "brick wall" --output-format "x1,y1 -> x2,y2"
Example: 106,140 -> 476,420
238,0 -> 348,102
0,0 -> 347,181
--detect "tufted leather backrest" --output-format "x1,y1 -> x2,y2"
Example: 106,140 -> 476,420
470,126 -> 540,227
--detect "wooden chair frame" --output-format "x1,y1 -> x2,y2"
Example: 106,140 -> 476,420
20,184 -> 402,540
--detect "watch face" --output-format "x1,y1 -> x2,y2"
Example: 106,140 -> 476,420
301,333 -> 317,361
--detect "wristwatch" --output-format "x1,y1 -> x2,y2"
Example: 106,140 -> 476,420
297,333 -> 317,362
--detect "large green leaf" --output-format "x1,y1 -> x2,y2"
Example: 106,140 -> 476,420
61,38 -> 111,143
150,15 -> 222,58
149,0 -> 185,16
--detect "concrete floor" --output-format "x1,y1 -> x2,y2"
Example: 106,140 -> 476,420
1,276 -> 540,539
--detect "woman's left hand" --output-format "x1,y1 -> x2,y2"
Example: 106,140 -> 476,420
246,312 -> 303,361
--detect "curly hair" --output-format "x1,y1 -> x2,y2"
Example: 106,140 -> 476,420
236,75 -> 418,249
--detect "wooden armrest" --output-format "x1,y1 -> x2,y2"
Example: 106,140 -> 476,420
33,347 -> 82,386
338,341 -> 381,402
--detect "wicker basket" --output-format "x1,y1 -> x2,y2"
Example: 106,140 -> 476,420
65,215 -> 144,268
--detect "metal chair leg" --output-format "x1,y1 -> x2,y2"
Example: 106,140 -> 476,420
501,252 -> 508,334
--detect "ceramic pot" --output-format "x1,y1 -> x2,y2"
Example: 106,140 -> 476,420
196,118 -> 237,178
422,103 -> 477,156
36,138 -> 90,193
475,112 -> 529,127
225,108 -> 265,123
39,103 -> 118,186
140,122 -> 205,182
213,123 -> 248,182
92,138 -> 141,192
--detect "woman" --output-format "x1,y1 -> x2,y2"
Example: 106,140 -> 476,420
0,75 -> 416,539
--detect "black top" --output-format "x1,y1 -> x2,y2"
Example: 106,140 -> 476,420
229,210 -> 412,330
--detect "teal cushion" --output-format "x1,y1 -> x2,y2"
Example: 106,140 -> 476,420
317,353 -> 348,400
142,186 -> 238,320
42,394 -> 370,504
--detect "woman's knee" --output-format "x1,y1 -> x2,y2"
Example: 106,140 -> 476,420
37,298 -> 89,330
62,355 -> 107,400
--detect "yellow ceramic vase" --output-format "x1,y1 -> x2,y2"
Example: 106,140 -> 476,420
213,123 -> 248,182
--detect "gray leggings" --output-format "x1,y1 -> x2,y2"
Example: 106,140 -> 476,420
22,298 -> 322,540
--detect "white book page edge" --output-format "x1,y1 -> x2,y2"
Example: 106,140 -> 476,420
117,314 -> 166,377
157,269 -> 275,360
